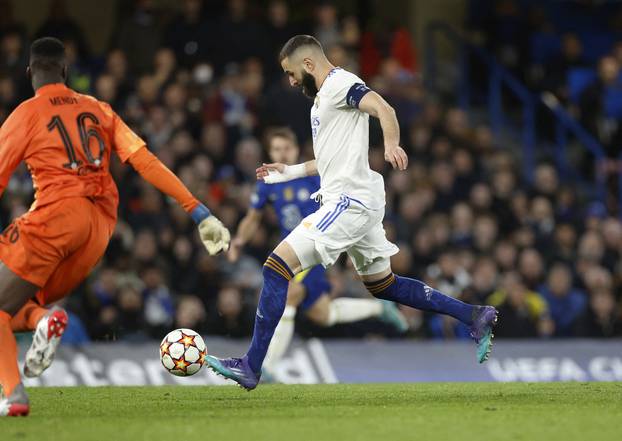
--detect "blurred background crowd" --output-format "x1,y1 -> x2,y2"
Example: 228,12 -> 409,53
1,0 -> 621,343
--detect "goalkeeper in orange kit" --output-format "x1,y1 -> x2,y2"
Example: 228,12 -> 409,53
0,37 -> 230,416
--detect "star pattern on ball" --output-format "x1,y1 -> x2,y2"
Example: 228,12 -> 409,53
160,341 -> 171,355
179,332 -> 196,348
174,357 -> 190,372
199,351 -> 206,364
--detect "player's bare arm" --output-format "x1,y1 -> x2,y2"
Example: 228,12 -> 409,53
227,208 -> 263,263
358,91 -> 408,171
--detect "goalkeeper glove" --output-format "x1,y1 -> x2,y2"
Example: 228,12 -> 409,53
191,204 -> 231,255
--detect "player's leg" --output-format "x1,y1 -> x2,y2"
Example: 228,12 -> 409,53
0,212 -> 59,416
348,215 -> 498,363
22,205 -> 111,378
9,298 -> 68,379
359,263 -> 497,362
300,265 -> 407,331
205,205 -> 338,389
244,240 -> 304,373
262,278 -> 306,372
0,263 -> 39,417
205,200 -> 365,389
205,239 -> 309,389
306,295 -> 408,332
10,300 -> 49,332
359,263 -> 476,323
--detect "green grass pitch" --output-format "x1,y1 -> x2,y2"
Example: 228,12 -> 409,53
2,383 -> 621,441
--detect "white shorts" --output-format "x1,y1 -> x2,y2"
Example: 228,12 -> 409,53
284,195 -> 399,275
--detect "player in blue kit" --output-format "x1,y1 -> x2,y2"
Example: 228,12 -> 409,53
227,127 -> 408,374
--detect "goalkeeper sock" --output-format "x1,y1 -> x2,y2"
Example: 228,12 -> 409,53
325,298 -> 382,326
246,253 -> 294,375
263,305 -> 296,370
0,310 -> 20,397
365,274 -> 475,325
10,300 -> 48,332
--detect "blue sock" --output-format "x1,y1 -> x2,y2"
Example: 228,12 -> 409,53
365,274 -> 475,325
245,253 -> 294,374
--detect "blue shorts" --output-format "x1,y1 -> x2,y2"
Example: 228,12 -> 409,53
293,265 -> 331,311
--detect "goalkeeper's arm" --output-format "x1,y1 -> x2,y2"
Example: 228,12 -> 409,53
256,160 -> 318,184
127,146 -> 230,255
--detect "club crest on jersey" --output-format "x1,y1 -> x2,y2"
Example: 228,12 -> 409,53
284,187 -> 294,201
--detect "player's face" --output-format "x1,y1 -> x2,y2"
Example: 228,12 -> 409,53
281,57 -> 318,98
269,137 -> 299,165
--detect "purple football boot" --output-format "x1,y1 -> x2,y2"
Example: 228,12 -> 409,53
469,306 -> 498,363
204,355 -> 260,390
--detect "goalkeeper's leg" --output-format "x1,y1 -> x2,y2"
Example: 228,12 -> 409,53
10,300 -> 48,332
0,263 -> 39,417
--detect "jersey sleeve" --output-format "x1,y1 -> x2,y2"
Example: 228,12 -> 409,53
330,72 -> 371,110
250,181 -> 269,210
127,146 -> 199,213
108,105 -> 146,162
0,106 -> 31,197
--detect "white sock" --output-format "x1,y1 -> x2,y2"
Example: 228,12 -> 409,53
263,305 -> 296,370
325,298 -> 383,326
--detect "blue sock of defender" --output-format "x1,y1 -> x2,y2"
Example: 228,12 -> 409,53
365,274 -> 475,325
245,253 -> 294,375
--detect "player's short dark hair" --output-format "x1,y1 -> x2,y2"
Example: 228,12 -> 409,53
265,127 -> 298,149
279,35 -> 322,62
29,37 -> 66,73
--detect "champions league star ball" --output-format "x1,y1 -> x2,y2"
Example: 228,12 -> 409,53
160,328 -> 207,377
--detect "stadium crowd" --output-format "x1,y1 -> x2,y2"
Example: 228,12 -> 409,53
470,0 -> 622,158
0,0 -> 621,343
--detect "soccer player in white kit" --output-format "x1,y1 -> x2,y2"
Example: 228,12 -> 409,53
205,35 -> 498,390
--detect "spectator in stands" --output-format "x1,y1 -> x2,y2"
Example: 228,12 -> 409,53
488,272 -> 554,338
206,284 -> 254,338
35,0 -> 88,60
464,257 -> 499,304
216,0 -> 269,69
0,0 -> 27,39
175,295 -> 207,332
0,28 -> 27,84
113,0 -> 162,75
314,2 -> 341,49
265,0 -> 300,80
579,55 -> 622,156
164,0 -> 215,69
538,262 -> 587,337
576,289 -> 622,338
543,33 -> 588,100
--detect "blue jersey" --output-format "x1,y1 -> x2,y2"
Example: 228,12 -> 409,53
251,176 -> 321,237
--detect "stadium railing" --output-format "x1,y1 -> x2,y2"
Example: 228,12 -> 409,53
424,22 -> 609,205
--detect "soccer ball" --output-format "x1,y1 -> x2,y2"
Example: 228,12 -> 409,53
160,328 -> 207,377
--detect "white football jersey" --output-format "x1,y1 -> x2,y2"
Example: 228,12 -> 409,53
310,67 -> 385,210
